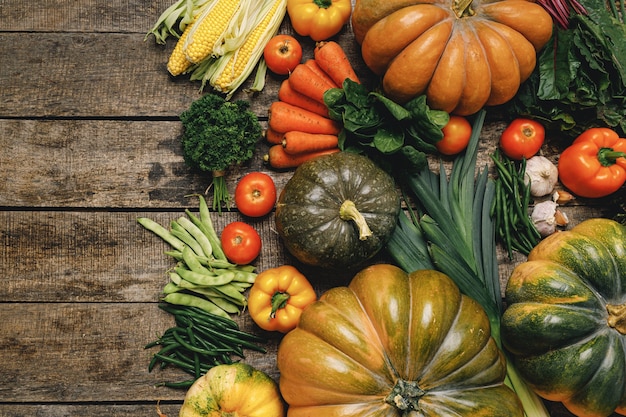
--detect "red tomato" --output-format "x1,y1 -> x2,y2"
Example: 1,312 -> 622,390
234,172 -> 277,217
263,35 -> 302,75
220,222 -> 262,265
500,118 -> 545,160
436,115 -> 472,155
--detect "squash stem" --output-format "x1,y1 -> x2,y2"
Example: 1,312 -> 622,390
339,200 -> 373,240
384,379 -> 425,413
452,0 -> 475,17
607,303 -> 626,333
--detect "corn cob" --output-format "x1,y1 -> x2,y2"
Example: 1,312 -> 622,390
145,0 -> 214,44
208,0 -> 287,98
167,16 -> 197,76
183,0 -> 243,64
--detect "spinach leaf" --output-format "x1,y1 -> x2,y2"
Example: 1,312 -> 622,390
324,79 -> 448,173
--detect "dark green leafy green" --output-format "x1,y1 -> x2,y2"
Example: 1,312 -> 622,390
180,93 -> 262,211
324,79 -> 449,172
505,0 -> 626,140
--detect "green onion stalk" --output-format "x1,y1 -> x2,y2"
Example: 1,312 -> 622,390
386,109 -> 549,417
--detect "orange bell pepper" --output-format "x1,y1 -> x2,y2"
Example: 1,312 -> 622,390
248,265 -> 317,333
558,127 -> 626,198
286,0 -> 352,41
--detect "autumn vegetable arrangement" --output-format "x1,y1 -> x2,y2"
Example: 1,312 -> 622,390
141,1 -> 626,416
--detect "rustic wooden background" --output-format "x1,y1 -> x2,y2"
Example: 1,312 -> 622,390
0,0 -> 619,416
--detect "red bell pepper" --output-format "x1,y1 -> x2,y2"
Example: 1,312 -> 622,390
558,127 -> 626,198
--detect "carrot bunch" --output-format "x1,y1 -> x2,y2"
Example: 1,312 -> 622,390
264,41 -> 359,169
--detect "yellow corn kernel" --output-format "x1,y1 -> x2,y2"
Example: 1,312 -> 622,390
211,0 -> 286,97
183,0 -> 242,64
167,18 -> 196,76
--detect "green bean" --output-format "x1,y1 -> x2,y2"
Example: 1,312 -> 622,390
177,216 -> 213,258
137,217 -> 185,251
204,295 -> 243,313
192,195 -> 227,261
170,221 -> 205,257
153,352 -> 196,372
170,328 -> 226,356
229,269 -> 257,284
162,292 -> 229,319
181,245 -> 214,275
175,266 -> 233,287
148,343 -> 181,372
161,380 -> 196,389
214,283 -> 247,304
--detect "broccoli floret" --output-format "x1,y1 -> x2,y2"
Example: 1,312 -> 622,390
180,93 -> 262,211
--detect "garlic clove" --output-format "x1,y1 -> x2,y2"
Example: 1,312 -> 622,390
552,190 -> 575,205
555,209 -> 569,226
525,156 -> 559,197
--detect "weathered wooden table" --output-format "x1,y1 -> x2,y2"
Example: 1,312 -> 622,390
0,1 -> 620,416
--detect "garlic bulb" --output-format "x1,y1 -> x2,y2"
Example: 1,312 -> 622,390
531,200 -> 569,237
524,156 -> 559,197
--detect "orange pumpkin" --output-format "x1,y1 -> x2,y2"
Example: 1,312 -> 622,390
277,264 -> 523,416
351,0 -> 553,115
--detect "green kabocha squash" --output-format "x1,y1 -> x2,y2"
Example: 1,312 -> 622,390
277,264 -> 524,416
501,218 -> 626,417
275,152 -> 400,270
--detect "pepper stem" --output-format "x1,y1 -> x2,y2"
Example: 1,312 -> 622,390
385,379 -> 425,413
269,292 -> 290,319
339,200 -> 373,240
597,147 -> 626,167
607,303 -> 626,334
313,0 -> 332,8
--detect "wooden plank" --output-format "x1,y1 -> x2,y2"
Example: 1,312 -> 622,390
0,404 -> 183,417
0,0 -> 174,32
0,29 -> 362,118
0,119 -> 296,208
0,209 -> 295,302
0,302 -> 282,402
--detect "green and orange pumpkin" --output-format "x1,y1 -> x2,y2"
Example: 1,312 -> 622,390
278,264 -> 523,416
502,218 -> 626,417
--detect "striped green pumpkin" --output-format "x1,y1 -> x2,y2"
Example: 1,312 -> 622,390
502,218 -> 626,417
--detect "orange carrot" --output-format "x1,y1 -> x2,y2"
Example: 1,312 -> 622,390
314,41 -> 360,87
282,131 -> 339,155
288,63 -> 335,104
278,80 -> 330,117
268,101 -> 341,135
304,59 -> 339,89
264,144 -> 340,169
264,128 -> 285,145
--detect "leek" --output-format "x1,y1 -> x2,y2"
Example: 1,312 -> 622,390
386,109 -> 550,417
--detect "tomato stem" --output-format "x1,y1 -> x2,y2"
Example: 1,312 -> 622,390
339,200 -> 373,240
270,292 -> 290,319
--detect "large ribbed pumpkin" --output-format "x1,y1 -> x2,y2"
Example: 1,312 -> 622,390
351,0 -> 553,115
277,264 -> 524,417
501,218 -> 626,417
